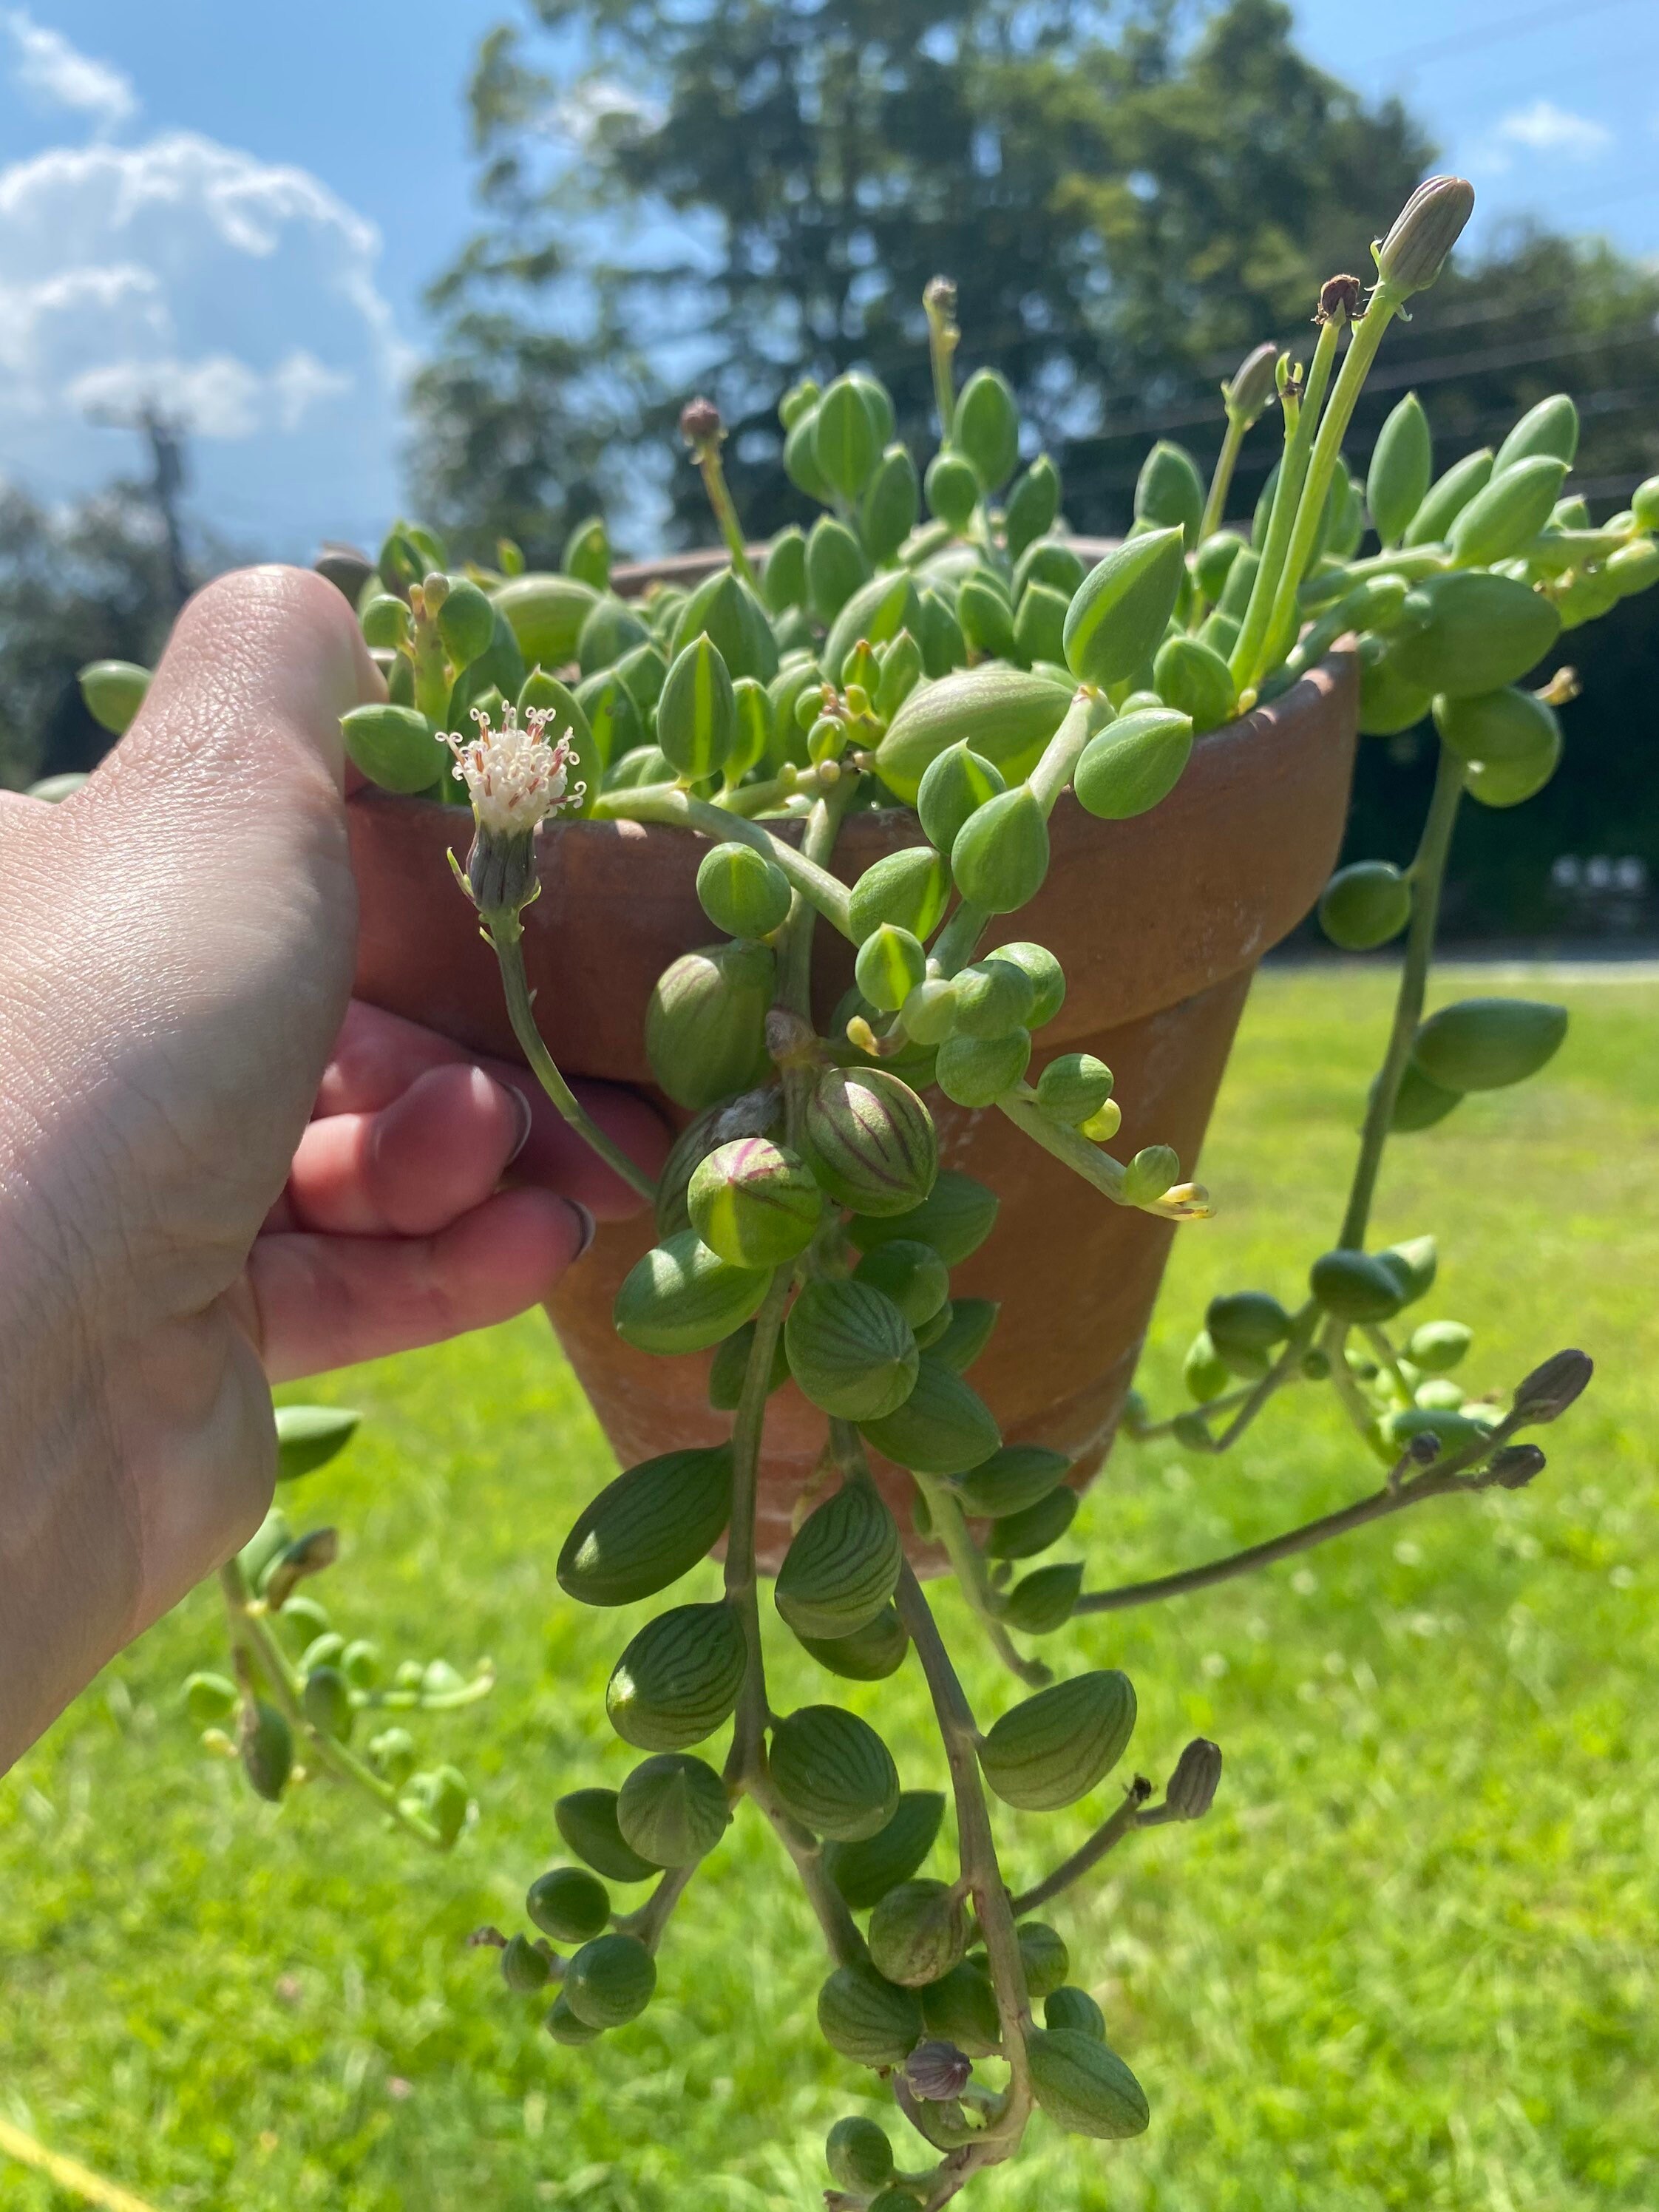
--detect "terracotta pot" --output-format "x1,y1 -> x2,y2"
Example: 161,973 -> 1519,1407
348,556 -> 1357,1562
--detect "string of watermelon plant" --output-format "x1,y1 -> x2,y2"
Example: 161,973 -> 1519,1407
86,166 -> 1659,2208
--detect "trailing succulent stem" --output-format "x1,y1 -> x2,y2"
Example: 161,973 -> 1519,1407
119,167 -> 1652,2207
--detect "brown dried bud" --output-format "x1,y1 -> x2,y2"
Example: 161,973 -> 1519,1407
924,275 -> 957,318
1375,175 -> 1476,297
904,2039 -> 973,2101
1485,1442 -> 1547,1490
679,396 -> 723,448
1161,1738 -> 1222,1820
1316,275 -> 1364,327
1222,341 -> 1279,424
1510,1348 -> 1592,1426
467,1925 -> 509,1950
765,1006 -> 824,1071
1407,1430 -> 1443,1466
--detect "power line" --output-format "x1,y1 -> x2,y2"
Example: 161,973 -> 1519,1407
1353,0 -> 1646,78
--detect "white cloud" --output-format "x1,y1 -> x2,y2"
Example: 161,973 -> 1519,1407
4,10 -> 135,133
1478,100 -> 1613,174
0,131 -> 410,550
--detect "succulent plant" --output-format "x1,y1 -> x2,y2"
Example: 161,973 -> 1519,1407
123,170 -> 1641,2205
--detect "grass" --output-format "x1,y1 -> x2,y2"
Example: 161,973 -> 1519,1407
2,966 -> 1655,2212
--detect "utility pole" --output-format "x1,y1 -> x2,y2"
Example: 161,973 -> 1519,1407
86,399 -> 193,610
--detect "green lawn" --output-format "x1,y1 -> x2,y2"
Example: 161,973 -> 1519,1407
3,968 -> 1655,2212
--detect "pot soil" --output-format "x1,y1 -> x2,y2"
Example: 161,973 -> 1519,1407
348,552 -> 1359,1563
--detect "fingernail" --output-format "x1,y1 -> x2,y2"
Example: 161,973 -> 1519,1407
503,1083 -> 534,1166
567,1201 -> 597,1262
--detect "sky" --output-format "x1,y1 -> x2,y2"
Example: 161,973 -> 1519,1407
0,0 -> 1655,559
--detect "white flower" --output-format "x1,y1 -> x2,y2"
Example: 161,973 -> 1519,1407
437,704 -> 586,835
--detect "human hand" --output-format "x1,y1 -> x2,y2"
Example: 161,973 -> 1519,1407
0,566 -> 664,1767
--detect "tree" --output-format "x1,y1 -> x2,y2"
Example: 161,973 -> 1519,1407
414,0 -> 1439,547
0,482 -> 186,787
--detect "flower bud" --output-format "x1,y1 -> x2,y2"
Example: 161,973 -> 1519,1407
1223,340 -> 1280,425
1134,440 -> 1205,551
817,1961 -> 924,2066
679,395 -> 722,448
1374,175 -> 1476,297
1063,528 -> 1185,688
555,1786 -> 658,1884
1073,707 -> 1192,821
617,1752 -> 731,1867
1162,1737 -> 1222,1819
771,1706 -> 899,1841
645,939 -> 774,1109
1319,860 -> 1412,951
527,1866 -> 610,1944
1510,1347 -> 1592,1426
978,1671 -> 1136,1812
904,2039 -> 974,2102
607,1599 -> 747,1750
1411,997 -> 1567,1093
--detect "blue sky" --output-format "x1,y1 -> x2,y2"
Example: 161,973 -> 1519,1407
0,0 -> 1654,556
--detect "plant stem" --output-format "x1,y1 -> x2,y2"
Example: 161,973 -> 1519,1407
1251,290 -> 1402,692
912,1471 -> 1049,1687
693,448 -> 759,588
926,288 -> 960,440
1026,691 -> 1096,815
1200,412 -> 1247,546
1337,740 -> 1464,1251
218,1561 -> 446,1848
1297,544 -> 1448,610
929,899 -> 990,978
1073,1451 -> 1480,1615
1008,1789 -> 1145,1915
892,1558 -> 1033,2148
994,1085 -> 1212,1220
592,784 -> 856,940
616,1865 -> 698,1953
1229,319 -> 1340,696
1206,1301 -> 1321,1451
482,914 -> 657,1203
